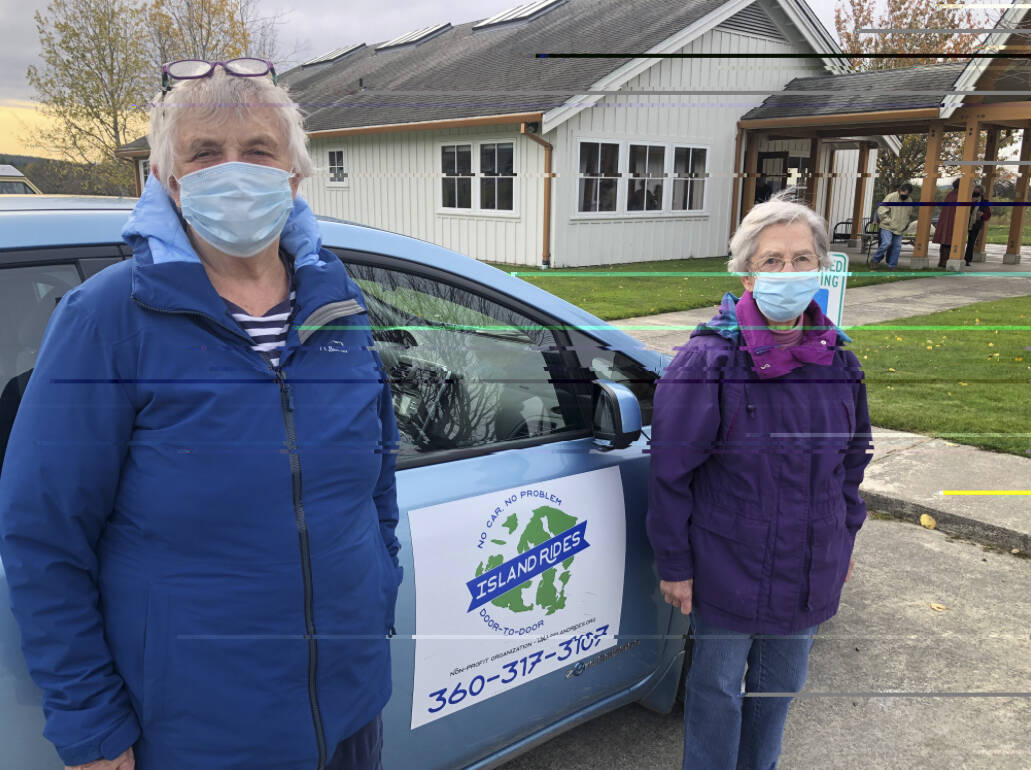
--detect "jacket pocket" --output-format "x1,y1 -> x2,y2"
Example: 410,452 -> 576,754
376,536 -> 401,634
805,510 -> 850,612
690,508 -> 769,620
141,588 -> 170,728
840,398 -> 856,439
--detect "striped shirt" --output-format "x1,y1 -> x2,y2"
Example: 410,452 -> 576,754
223,254 -> 296,369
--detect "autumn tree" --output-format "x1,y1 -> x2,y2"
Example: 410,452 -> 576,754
834,0 -> 1011,205
27,0 -> 288,195
26,0 -> 152,192
144,0 -> 283,70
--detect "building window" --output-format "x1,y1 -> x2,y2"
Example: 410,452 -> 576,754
672,147 -> 706,211
328,150 -> 348,185
442,145 -> 473,209
479,142 -> 515,211
578,142 -> 619,212
141,159 -> 150,183
627,144 -> 665,212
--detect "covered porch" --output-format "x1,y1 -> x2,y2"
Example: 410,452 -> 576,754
727,9 -> 1031,271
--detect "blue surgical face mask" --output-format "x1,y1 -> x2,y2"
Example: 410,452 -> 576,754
176,161 -> 295,258
751,271 -> 821,323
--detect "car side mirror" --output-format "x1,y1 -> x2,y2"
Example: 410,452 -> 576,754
591,380 -> 642,450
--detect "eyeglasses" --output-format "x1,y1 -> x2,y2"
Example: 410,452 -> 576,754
161,58 -> 278,93
750,254 -> 819,272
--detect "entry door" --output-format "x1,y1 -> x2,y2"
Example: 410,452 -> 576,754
333,252 -> 665,769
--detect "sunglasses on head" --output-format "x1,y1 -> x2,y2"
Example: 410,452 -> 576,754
161,58 -> 278,93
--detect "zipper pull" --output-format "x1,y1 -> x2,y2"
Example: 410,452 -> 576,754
275,368 -> 295,412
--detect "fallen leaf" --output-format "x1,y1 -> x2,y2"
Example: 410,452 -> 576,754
920,513 -> 937,530
930,603 -> 947,612
1012,548 -> 1021,555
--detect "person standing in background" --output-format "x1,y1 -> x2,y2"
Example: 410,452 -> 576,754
871,182 -> 917,269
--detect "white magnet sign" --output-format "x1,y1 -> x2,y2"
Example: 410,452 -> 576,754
406,466 -> 626,729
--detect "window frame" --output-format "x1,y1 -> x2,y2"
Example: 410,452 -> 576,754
477,141 -> 516,213
437,139 -> 519,218
328,247 -> 604,470
625,143 -> 668,215
327,149 -> 350,188
670,145 -> 709,213
576,139 -> 621,215
571,138 -> 712,221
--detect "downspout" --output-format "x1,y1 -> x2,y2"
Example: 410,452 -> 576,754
521,122 -> 553,268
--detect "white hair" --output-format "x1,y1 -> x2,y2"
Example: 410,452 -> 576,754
147,68 -> 314,189
727,192 -> 832,273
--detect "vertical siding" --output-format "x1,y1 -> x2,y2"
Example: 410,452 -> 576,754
829,149 -> 859,231
550,28 -> 827,267
303,125 -> 545,266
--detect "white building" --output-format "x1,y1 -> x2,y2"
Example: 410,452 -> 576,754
121,0 -> 896,266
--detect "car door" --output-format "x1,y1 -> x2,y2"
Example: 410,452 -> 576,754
329,249 -> 668,769
0,245 -> 124,770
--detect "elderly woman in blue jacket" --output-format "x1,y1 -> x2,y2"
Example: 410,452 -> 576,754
647,197 -> 873,769
0,60 -> 401,770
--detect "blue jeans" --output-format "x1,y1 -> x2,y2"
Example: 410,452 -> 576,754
682,612 -> 818,770
871,229 -> 903,268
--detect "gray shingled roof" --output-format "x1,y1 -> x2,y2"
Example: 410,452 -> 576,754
741,63 -> 968,120
116,136 -> 150,154
279,0 -> 731,131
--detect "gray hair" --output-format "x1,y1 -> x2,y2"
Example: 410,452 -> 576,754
727,192 -> 831,273
147,68 -> 314,189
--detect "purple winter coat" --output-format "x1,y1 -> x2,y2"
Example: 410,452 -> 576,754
646,291 -> 874,634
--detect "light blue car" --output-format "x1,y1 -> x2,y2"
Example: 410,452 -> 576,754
0,196 -> 689,769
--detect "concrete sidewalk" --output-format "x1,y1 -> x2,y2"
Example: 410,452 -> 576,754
615,273 -> 1031,555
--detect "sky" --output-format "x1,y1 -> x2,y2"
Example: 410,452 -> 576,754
0,0 -> 849,157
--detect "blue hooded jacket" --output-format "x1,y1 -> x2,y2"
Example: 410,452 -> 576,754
646,292 -> 873,634
0,175 -> 401,768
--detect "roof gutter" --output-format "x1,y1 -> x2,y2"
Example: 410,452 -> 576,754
307,112 -> 544,139
521,123 -> 553,268
738,107 -> 940,130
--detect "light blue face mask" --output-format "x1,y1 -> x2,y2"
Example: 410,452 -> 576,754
177,161 -> 295,258
751,271 -> 821,323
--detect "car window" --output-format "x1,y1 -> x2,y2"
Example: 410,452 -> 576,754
341,262 -> 589,462
0,263 -> 81,465
0,181 -> 35,194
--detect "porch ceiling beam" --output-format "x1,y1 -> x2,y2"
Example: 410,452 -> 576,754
951,101 -> 1031,124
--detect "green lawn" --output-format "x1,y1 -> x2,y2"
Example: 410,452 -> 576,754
985,220 -> 1031,245
849,296 -> 1031,456
490,256 -> 924,321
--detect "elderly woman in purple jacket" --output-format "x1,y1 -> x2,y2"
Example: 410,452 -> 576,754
647,197 -> 873,769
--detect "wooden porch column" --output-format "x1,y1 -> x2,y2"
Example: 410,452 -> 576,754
1004,124 -> 1031,264
740,130 -> 760,221
849,142 -> 871,247
730,127 -> 744,239
913,121 -> 944,268
950,117 -> 981,271
823,148 -> 837,225
805,137 -> 822,211
972,126 -> 1000,261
